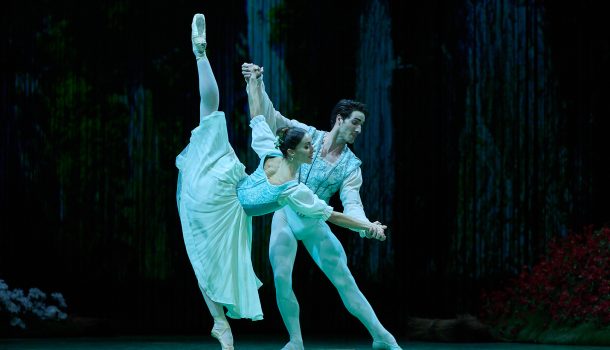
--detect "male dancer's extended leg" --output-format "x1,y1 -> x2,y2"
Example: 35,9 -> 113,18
269,211 -> 304,350
191,13 -> 233,350
302,225 -> 401,349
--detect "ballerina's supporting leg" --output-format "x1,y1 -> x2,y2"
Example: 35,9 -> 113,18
199,284 -> 234,349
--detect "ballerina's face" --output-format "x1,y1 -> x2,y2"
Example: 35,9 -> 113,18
289,133 -> 314,165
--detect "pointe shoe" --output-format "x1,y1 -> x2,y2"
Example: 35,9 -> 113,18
372,339 -> 402,350
211,322 -> 234,350
191,13 -> 207,59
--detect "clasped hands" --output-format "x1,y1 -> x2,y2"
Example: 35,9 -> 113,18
242,62 -> 263,80
364,221 -> 387,241
242,63 -> 264,118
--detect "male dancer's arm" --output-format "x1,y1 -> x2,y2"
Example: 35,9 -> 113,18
243,63 -> 310,133
328,212 -> 385,241
244,64 -> 379,237
281,183 -> 386,241
340,168 -> 378,238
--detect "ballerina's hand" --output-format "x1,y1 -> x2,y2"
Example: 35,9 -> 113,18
241,63 -> 252,80
246,67 -> 265,117
363,221 -> 386,239
242,63 -> 263,80
366,222 -> 387,241
372,220 -> 387,230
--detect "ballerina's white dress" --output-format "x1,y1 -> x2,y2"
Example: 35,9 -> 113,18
176,112 -> 332,321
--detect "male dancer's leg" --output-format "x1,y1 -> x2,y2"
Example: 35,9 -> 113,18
301,224 -> 398,345
269,210 -> 303,349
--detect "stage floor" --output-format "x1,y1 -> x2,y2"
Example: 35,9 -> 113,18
0,336 -> 606,350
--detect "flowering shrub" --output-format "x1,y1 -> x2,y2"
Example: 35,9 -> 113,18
479,225 -> 610,339
0,279 -> 68,329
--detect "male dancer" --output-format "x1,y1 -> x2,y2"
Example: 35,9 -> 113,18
242,64 -> 401,350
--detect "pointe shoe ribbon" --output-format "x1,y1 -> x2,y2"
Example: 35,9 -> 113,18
191,13 -> 207,59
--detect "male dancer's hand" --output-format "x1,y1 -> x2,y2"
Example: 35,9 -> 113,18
242,63 -> 263,80
364,221 -> 386,240
366,221 -> 387,241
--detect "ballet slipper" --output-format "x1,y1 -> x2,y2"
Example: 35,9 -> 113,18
211,321 -> 234,350
191,13 -> 207,59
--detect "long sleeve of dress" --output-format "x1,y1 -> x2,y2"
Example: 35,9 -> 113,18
340,168 -> 370,236
250,115 -> 280,159
279,183 -> 333,220
247,75 -> 310,134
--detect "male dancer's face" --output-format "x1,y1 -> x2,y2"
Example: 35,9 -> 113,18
337,111 -> 365,144
291,134 -> 314,164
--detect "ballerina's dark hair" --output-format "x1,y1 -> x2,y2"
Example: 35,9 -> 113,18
276,127 -> 307,158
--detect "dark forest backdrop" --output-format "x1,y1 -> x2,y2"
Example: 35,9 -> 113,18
2,0 -> 609,338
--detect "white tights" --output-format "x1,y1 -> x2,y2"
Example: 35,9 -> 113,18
197,57 -> 219,117
194,56 -> 233,342
269,208 -> 396,348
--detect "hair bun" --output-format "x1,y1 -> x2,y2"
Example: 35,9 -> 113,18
274,126 -> 307,159
277,127 -> 290,141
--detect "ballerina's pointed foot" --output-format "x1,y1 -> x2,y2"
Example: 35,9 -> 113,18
372,337 -> 402,350
211,321 -> 234,350
191,13 -> 207,59
281,340 -> 304,350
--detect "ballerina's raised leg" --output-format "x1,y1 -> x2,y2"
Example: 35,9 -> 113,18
190,12 -> 233,350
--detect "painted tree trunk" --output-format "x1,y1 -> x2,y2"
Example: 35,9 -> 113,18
453,0 -> 590,303
353,0 -> 396,280
246,0 -> 294,281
